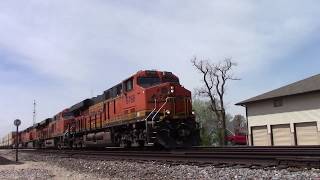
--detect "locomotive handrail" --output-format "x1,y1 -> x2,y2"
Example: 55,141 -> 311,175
151,97 -> 174,127
145,99 -> 157,144
144,99 -> 157,122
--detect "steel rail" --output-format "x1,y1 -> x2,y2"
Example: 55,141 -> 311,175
18,146 -> 320,169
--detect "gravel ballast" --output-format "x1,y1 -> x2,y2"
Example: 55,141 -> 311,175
1,150 -> 320,179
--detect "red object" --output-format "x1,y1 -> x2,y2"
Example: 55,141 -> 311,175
226,134 -> 247,145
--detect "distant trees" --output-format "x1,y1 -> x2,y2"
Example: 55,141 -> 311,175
192,99 -> 217,145
191,57 -> 238,146
232,115 -> 247,135
193,98 -> 235,146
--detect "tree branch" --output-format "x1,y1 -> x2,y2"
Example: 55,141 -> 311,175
191,57 -> 239,146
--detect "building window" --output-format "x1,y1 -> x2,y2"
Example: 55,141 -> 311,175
273,98 -> 283,107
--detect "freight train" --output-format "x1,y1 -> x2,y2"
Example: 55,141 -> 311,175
11,70 -> 200,149
0,132 -> 18,149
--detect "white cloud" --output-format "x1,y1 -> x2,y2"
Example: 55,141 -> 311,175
0,0 -> 319,136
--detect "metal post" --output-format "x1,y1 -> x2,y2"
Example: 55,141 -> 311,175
245,105 -> 249,146
14,119 -> 21,162
16,125 -> 18,162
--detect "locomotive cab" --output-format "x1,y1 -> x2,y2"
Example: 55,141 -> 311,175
137,71 -> 192,119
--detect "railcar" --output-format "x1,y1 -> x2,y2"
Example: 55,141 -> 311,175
0,132 -> 17,149
18,70 -> 200,149
20,127 -> 35,148
34,118 -> 50,148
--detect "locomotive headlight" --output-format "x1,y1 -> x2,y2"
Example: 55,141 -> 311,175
192,111 -> 195,115
170,86 -> 174,93
165,110 -> 171,115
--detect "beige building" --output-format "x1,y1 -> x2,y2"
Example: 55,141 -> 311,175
237,74 -> 320,146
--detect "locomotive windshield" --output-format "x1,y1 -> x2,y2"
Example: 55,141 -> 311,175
162,76 -> 179,83
138,77 -> 161,88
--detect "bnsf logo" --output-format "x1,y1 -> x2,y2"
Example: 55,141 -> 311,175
126,95 -> 135,104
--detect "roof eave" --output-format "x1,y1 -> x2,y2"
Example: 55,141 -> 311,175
235,90 -> 320,107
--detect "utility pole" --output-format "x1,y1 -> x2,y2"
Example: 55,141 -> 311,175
33,100 -> 36,125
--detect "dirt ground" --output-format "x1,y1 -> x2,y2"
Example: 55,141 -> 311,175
0,150 -> 108,180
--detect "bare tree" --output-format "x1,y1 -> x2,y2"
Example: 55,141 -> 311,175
232,114 -> 246,135
191,57 -> 238,146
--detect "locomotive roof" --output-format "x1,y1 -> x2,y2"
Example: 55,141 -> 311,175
39,118 -> 51,126
25,126 -> 33,131
92,94 -> 105,104
33,123 -> 39,128
69,98 -> 93,112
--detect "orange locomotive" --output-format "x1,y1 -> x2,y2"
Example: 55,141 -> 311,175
20,70 -> 200,149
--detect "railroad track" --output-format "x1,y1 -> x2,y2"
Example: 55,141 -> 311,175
18,146 -> 320,169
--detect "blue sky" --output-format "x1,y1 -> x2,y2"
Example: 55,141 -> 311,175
0,0 -> 320,136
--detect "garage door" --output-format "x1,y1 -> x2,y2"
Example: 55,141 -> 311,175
252,126 -> 268,146
295,122 -> 319,145
272,124 -> 292,146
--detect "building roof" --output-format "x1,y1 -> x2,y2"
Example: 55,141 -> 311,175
236,74 -> 320,105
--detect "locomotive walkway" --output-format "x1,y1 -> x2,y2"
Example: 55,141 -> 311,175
19,146 -> 320,169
